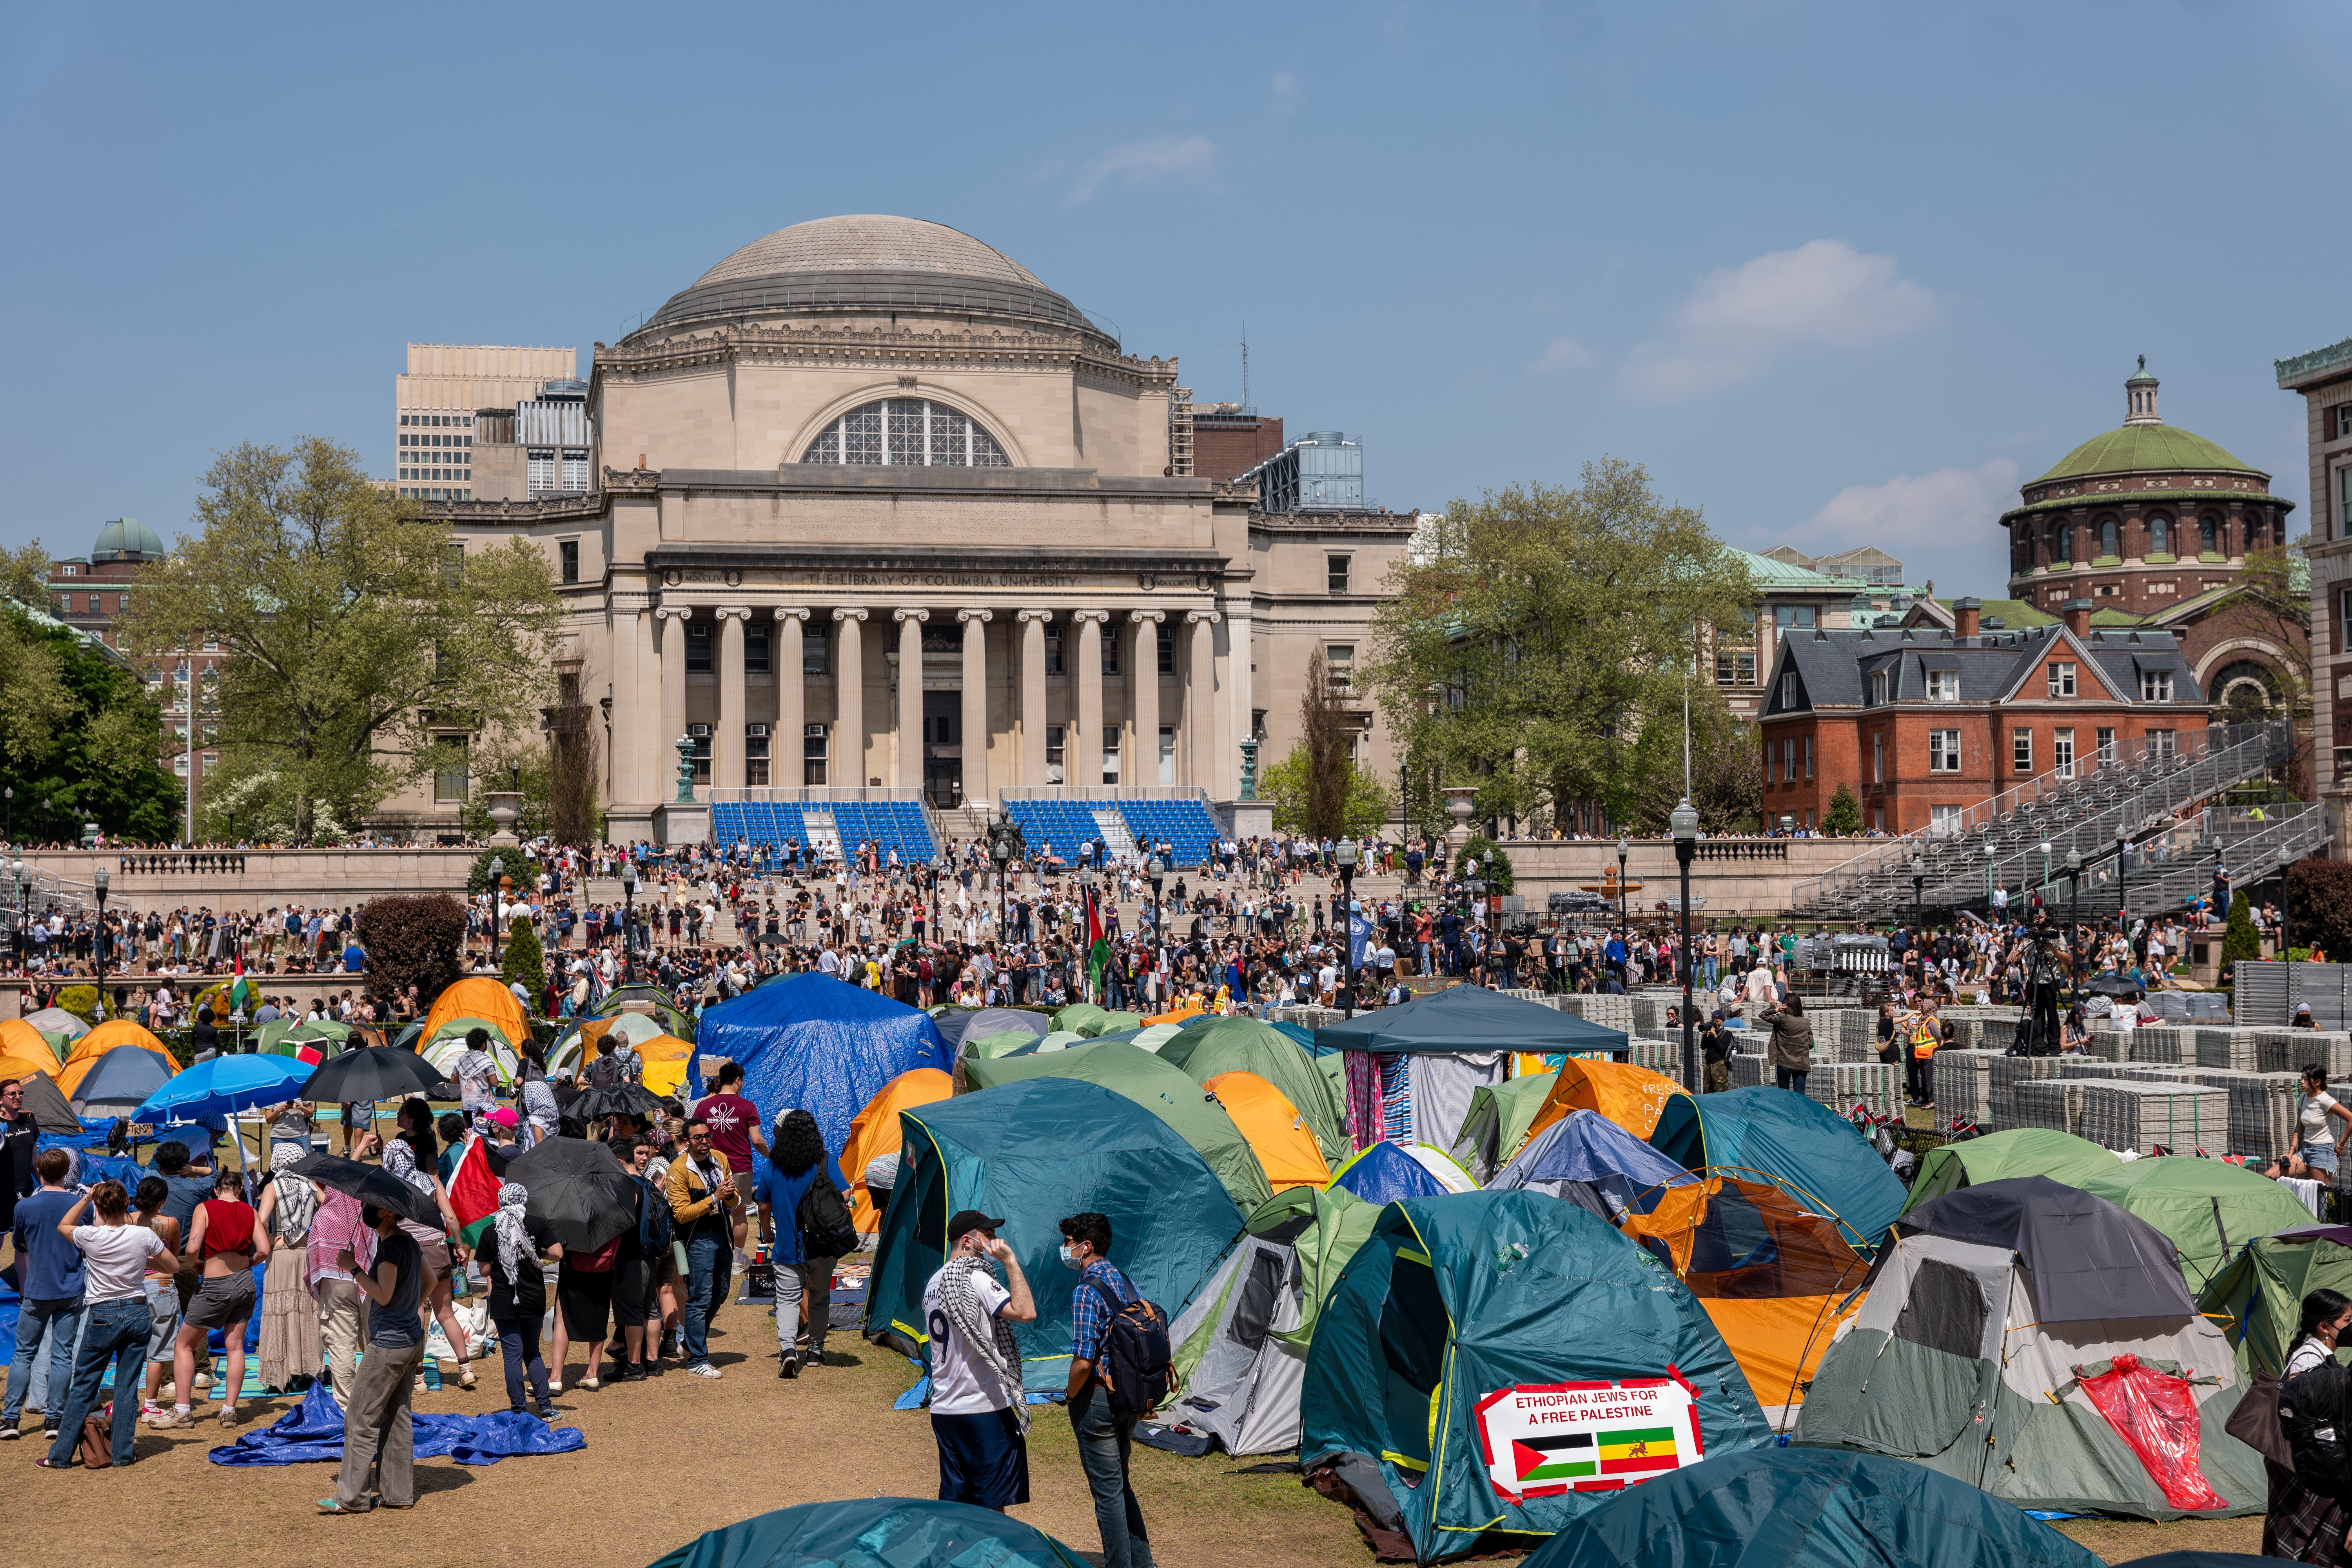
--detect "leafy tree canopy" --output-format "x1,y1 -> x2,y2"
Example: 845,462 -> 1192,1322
0,597 -> 180,844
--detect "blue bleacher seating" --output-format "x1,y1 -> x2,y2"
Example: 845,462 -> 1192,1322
1116,800 -> 1220,867
707,800 -> 931,863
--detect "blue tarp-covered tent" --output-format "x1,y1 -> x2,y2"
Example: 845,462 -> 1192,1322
694,973 -> 951,1160
1649,1087 -> 1905,1250
1326,1140 -> 1455,1206
1492,1108 -> 1699,1217
867,1078 -> 1243,1393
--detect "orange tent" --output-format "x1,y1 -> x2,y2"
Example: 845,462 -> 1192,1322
420,976 -> 529,1050
0,1017 -> 60,1066
1143,997 -> 1205,1027
637,1033 -> 697,1099
839,1067 -> 954,1231
57,1018 -> 173,1099
1523,1058 -> 1690,1143
0,1053 -> 58,1087
1204,1071 -> 1329,1192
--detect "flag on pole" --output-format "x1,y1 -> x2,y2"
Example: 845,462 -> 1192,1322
264,1037 -> 326,1067
447,1133 -> 502,1248
1085,884 -> 1112,1000
228,951 -> 252,1017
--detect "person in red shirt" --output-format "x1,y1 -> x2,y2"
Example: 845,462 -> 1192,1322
695,1062 -> 767,1255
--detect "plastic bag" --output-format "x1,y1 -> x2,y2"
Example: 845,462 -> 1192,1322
2078,1353 -> 2228,1511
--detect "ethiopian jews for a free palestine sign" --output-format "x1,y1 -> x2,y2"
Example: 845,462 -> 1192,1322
1472,1374 -> 1704,1504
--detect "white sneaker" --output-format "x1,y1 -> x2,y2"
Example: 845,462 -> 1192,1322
688,1362 -> 722,1379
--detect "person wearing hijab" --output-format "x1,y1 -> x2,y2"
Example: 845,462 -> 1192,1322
483,1180 -> 558,1418
253,1144 -> 323,1393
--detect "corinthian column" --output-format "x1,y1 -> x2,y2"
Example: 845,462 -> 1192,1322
655,606 -> 691,779
774,608 -> 809,792
959,609 -> 992,807
1016,610 -> 1051,785
714,606 -> 750,792
1073,611 -> 1107,789
832,608 -> 867,788
1129,610 -> 1164,789
895,608 -> 929,793
1186,609 -> 1221,791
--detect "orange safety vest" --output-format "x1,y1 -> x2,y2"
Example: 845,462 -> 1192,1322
1908,1016 -> 1943,1061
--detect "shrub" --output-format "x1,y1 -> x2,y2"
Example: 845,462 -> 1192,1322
355,893 -> 466,1004
1824,783 -> 1862,838
56,983 -> 103,1025
1454,835 -> 1516,893
2222,891 -> 2265,969
501,915 -> 546,1002
2287,856 -> 2352,963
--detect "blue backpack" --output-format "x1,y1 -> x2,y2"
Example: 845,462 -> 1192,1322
633,1175 -> 673,1257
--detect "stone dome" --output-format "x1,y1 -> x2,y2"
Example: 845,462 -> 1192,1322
91,516 -> 163,562
635,214 -> 1111,348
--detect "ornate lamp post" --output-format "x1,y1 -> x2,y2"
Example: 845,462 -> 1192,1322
487,854 -> 505,971
930,852 -> 948,947
1614,835 -> 1630,943
619,856 -> 638,982
1336,839 -> 1359,1016
92,865 -> 109,1018
1671,797 -> 1698,1091
990,832 -> 1011,947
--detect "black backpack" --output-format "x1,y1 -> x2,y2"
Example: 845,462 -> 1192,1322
2280,1358 -> 2352,1496
632,1175 -> 673,1258
796,1173 -> 858,1261
1085,1278 -> 1177,1418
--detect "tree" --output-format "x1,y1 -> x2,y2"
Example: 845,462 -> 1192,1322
0,607 -> 180,843
1259,744 -> 1396,838
117,438 -> 563,840
1454,835 -> 1515,892
1824,782 -> 1863,838
1363,460 -> 1753,833
355,893 -> 466,1004
467,848 -> 544,897
1299,646 -> 1354,839
2288,856 -> 2352,960
2222,891 -> 2265,971
1617,689 -> 1760,835
501,915 -> 545,1001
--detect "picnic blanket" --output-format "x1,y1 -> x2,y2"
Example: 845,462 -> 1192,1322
208,1378 -> 586,1466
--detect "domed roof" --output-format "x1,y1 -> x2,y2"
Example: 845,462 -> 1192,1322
635,214 -> 1111,348
91,517 -> 163,562
693,215 -> 1048,293
2032,424 -> 2259,485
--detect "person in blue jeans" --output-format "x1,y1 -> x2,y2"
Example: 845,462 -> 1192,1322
36,1180 -> 174,1469
5,1148 -> 85,1440
664,1117 -> 737,1377
1058,1210 -> 1155,1568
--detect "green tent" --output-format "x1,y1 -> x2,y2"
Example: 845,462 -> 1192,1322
1449,1071 -> 1561,1185
1900,1129 -> 2120,1215
1157,1016 -> 1352,1164
1301,1191 -> 1772,1561
648,1497 -> 1089,1568
2201,1230 -> 2352,1377
2077,1157 -> 2318,1294
1051,1002 -> 1145,1037
960,1027 -> 1042,1061
867,1077 -> 1244,1393
962,1040 -> 1272,1210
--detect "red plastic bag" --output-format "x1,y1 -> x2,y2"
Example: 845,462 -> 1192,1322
2078,1353 -> 2228,1511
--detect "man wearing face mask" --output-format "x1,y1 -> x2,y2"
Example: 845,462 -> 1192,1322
1060,1211 -> 1156,1568
922,1210 -> 1037,1512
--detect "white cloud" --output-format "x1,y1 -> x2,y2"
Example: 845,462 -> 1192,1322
1618,239 -> 1938,401
1270,71 -> 1301,109
1784,458 -> 2019,565
1067,135 -> 1216,204
1528,335 -> 1595,375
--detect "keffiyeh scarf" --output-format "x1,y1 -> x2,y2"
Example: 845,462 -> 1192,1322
493,1180 -> 534,1304
269,1142 -> 317,1240
938,1254 -> 1029,1433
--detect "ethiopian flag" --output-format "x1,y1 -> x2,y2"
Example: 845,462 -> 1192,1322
1595,1425 -> 1680,1475
447,1134 -> 503,1248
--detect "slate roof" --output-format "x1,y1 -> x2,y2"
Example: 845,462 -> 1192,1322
1761,620 -> 2205,718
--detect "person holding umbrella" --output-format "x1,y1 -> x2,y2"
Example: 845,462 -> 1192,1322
320,1203 -> 425,1514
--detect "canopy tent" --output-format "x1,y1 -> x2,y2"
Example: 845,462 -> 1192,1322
696,974 -> 951,1163
2200,1231 -> 2352,1377
1491,1109 -> 1699,1223
22,1007 -> 89,1040
2076,1157 -> 2317,1294
1205,1072 -> 1329,1192
1301,1190 -> 1772,1563
868,1078 -> 1243,1393
12,1069 -> 77,1132
0,1016 -> 64,1066
1165,1183 -> 1380,1456
1901,1129 -> 2123,1215
1312,985 -> 1629,1058
840,1067 -> 955,1231
1448,1071 -> 1559,1185
1650,1088 -> 1904,1252
1326,1141 -> 1455,1206
1519,1448 -> 2104,1568
419,976 -> 529,1050
1620,1172 -> 1872,1429
1524,1060 -> 1692,1145
69,1047 -> 174,1118
646,1498 -> 1088,1568
1793,1177 -> 2263,1519
1157,1016 -> 1352,1164
960,1040 -> 1271,1211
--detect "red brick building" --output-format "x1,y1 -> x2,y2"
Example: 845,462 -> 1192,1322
1759,599 -> 2208,835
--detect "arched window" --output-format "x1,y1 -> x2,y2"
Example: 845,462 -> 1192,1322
2148,516 -> 2170,556
2200,515 -> 2219,555
2053,522 -> 2072,564
2098,517 -> 2118,559
799,398 -> 1010,467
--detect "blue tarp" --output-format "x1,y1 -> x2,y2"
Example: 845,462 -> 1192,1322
1326,1140 -> 1453,1206
695,973 -> 951,1161
1493,1108 -> 1698,1214
208,1378 -> 586,1466
1650,1086 -> 1906,1250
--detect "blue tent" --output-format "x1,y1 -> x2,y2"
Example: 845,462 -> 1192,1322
867,1078 -> 1243,1393
648,1498 -> 1087,1568
1521,1448 -> 2102,1568
1493,1108 -> 1698,1216
1326,1140 -> 1453,1206
69,1047 -> 173,1116
694,973 -> 950,1160
1649,1087 -> 1904,1250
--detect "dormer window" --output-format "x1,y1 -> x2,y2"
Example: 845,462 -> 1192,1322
1926,670 -> 1959,702
1869,671 -> 1889,706
1779,673 -> 1798,710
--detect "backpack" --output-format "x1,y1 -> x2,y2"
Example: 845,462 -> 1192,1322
2279,1357 -> 2352,1496
572,1234 -> 620,1273
1084,1277 -> 1177,1418
797,1174 -> 858,1261
633,1175 -> 673,1258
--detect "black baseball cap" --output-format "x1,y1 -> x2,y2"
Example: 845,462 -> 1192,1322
947,1210 -> 1006,1243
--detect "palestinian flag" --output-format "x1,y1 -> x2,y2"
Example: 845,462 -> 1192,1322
447,1134 -> 502,1248
1510,1431 -> 1599,1486
265,1037 -> 326,1067
1085,884 -> 1112,1001
228,953 -> 253,1016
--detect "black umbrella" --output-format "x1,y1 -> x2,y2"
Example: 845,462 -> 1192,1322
2086,975 -> 2144,998
299,1046 -> 453,1105
571,1082 -> 666,1120
286,1152 -> 445,1229
503,1135 -> 639,1251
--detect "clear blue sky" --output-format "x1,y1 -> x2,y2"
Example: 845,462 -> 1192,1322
4,2 -> 2345,596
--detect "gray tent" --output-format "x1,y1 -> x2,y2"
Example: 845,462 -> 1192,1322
16,1070 -> 78,1133
1793,1176 -> 2262,1519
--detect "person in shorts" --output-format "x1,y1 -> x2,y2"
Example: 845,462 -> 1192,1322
132,1176 -> 183,1418
2298,1066 -> 2352,1176
922,1210 -> 1038,1511
156,1168 -> 260,1430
